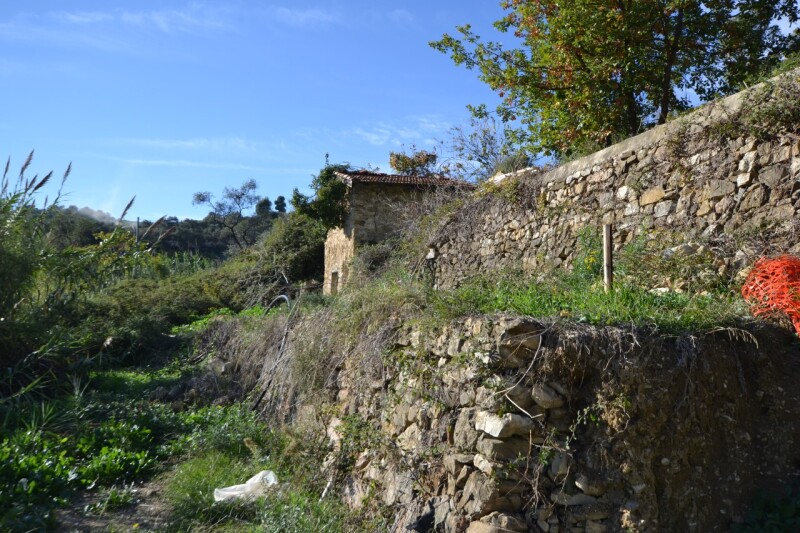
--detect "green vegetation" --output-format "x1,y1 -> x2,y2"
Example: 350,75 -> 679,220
291,159 -> 352,229
0,154 -> 343,531
192,179 -> 273,251
431,0 -> 800,157
1,106 -> 793,532
430,273 -> 746,333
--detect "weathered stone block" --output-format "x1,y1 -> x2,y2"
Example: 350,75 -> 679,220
532,383 -> 565,408
476,436 -> 534,460
454,409 -> 479,451
736,171 -> 754,187
475,410 -> 538,439
480,512 -> 529,532
707,180 -> 735,199
465,522 -> 502,533
444,453 -> 475,475
740,186 -> 767,211
397,423 -> 423,451
549,452 -> 571,482
551,491 -> 598,506
505,382 -> 540,413
640,186 -> 665,206
654,200 -> 674,218
458,471 -> 524,516
759,164 -> 789,188
575,474 -> 607,497
585,520 -> 608,533
567,503 -> 612,521
448,464 -> 472,495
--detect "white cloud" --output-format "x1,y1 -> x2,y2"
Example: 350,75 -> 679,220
119,137 -> 263,152
388,9 -> 414,24
111,157 -> 268,172
25,4 -> 232,37
0,16 -> 133,52
0,4 -> 233,55
265,6 -> 341,27
351,125 -> 393,146
118,7 -> 232,34
54,11 -> 114,25
347,116 -> 450,147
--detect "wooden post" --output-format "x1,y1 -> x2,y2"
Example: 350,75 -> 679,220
603,224 -> 613,293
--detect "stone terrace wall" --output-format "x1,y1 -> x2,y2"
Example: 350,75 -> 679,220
331,315 -> 800,532
431,73 -> 800,289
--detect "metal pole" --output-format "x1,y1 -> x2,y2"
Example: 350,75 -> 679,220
603,224 -> 613,293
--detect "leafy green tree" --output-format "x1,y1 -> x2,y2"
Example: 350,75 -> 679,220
43,206 -> 116,249
193,179 -> 262,251
257,212 -> 327,283
389,146 -> 439,176
291,160 -> 351,229
431,0 -> 800,157
274,195 -> 287,213
445,116 -> 532,181
256,197 -> 273,217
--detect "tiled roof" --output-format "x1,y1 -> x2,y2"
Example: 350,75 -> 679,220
335,170 -> 473,188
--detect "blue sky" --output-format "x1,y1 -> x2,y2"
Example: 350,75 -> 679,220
0,1 -> 505,221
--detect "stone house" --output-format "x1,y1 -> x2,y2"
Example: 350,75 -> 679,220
323,170 -> 467,295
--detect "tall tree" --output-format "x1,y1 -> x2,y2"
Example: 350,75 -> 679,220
256,197 -> 273,217
274,195 -> 287,213
431,0 -> 799,157
445,116 -> 532,181
291,160 -> 351,229
193,179 -> 261,250
389,146 -> 439,176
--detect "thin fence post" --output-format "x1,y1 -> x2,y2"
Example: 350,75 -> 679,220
603,224 -> 613,293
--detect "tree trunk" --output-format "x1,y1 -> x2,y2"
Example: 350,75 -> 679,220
658,9 -> 684,124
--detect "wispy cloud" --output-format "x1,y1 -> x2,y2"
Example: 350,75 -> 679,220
388,9 -> 414,24
119,137 -> 264,153
0,17 -> 135,53
0,4 -> 233,51
347,116 -> 449,147
265,6 -> 341,27
55,11 -> 114,25
117,6 -> 232,34
109,157 -> 268,172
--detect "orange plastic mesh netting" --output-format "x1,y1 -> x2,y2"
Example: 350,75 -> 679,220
741,255 -> 800,335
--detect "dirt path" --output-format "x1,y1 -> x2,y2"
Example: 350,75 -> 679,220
55,478 -> 171,532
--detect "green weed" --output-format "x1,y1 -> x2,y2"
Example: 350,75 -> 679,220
430,271 -> 746,333
164,451 -> 261,526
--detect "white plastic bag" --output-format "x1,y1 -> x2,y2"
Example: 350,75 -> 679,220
213,470 -> 278,502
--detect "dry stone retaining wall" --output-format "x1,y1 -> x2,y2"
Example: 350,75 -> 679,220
331,315 -> 800,532
431,76 -> 800,289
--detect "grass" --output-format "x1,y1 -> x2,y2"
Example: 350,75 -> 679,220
164,451 -> 261,526
430,272 -> 748,333
0,303 -> 355,532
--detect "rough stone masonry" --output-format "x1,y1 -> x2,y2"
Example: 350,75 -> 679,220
430,71 -> 800,290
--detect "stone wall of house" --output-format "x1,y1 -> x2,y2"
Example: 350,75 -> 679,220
325,182 -> 431,294
430,74 -> 800,290
329,315 -> 800,532
324,227 -> 355,295
351,182 -> 427,245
